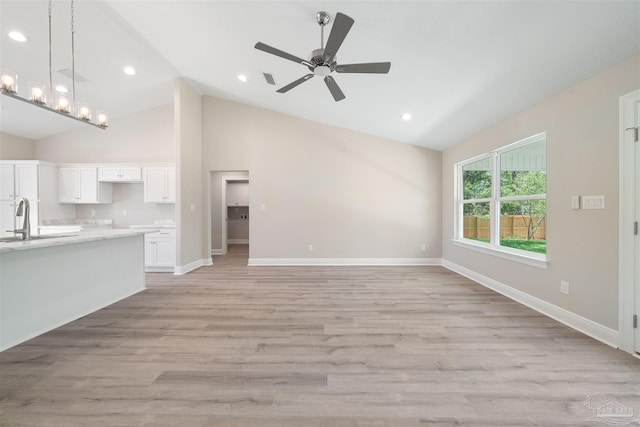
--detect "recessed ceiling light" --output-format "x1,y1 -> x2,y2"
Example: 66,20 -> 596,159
238,74 -> 248,82
55,85 -> 68,93
124,66 -> 136,76
402,113 -> 412,121
9,31 -> 27,42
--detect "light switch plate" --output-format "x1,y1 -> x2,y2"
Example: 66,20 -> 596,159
582,195 -> 605,210
571,195 -> 580,210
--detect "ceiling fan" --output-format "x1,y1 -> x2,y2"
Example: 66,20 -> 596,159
255,11 -> 391,102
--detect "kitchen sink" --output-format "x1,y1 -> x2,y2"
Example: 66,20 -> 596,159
0,234 -> 77,243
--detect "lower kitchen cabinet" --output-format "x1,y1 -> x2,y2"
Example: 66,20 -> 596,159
144,229 -> 176,272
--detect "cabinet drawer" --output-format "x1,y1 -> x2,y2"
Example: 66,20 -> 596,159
145,229 -> 176,239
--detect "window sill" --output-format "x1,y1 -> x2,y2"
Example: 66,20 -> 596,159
452,239 -> 549,269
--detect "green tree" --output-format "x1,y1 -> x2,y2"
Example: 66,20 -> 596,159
500,171 -> 546,240
462,170 -> 491,217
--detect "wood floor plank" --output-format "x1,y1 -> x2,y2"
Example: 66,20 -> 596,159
1,244 -> 638,426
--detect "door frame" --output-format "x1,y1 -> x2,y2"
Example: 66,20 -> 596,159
618,89 -> 639,355
207,172 -> 249,256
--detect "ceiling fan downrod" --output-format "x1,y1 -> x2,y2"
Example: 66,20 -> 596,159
316,11 -> 330,49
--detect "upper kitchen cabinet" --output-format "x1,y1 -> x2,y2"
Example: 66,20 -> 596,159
59,167 -> 113,204
144,167 -> 175,203
98,166 -> 143,183
0,163 -> 38,201
227,182 -> 249,207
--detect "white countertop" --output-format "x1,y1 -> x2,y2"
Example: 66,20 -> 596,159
0,229 -> 154,254
129,225 -> 176,229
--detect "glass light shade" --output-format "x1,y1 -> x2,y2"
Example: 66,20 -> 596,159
1,71 -> 17,93
97,111 -> 108,127
78,104 -> 91,121
29,82 -> 46,105
56,94 -> 70,114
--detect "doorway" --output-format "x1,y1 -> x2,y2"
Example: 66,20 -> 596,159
209,171 -> 249,262
619,89 -> 639,356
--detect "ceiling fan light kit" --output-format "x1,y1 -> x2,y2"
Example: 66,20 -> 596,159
255,11 -> 391,102
1,0 -> 108,129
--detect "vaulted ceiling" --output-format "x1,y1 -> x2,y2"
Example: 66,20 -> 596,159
1,1 -> 638,150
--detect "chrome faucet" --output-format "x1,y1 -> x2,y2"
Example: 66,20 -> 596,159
13,198 -> 31,240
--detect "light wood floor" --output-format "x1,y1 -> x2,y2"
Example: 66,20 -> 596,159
1,245 -> 638,426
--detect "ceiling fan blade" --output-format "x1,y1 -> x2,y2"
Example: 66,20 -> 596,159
277,74 -> 315,93
324,76 -> 346,102
335,62 -> 391,74
324,12 -> 354,64
255,42 -> 312,67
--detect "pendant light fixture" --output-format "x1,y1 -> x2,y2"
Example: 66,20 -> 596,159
1,0 -> 108,129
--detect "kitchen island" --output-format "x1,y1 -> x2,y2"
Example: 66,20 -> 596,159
0,229 -> 149,351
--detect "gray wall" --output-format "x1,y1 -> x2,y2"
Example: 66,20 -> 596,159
175,78 -> 203,268
0,132 -> 35,160
202,96 -> 443,261
35,104 -> 174,163
442,54 -> 640,330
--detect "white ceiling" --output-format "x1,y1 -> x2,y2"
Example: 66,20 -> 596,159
1,1 -> 638,151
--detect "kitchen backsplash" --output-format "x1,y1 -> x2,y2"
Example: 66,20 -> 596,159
74,184 -> 175,229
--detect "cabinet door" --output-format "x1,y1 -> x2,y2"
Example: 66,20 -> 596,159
144,167 -> 174,203
15,164 -> 38,200
98,167 -> 121,181
236,183 -> 249,206
226,184 -> 237,206
59,168 -> 78,202
165,168 -> 176,202
99,167 -> 142,182
0,164 -> 15,201
121,167 -> 142,181
78,168 -> 98,202
144,239 -> 156,266
144,168 -> 167,202
0,201 -> 16,237
154,238 -> 176,266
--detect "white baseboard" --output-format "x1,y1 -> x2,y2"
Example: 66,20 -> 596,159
441,259 -> 620,349
174,258 -> 211,275
211,249 -> 225,255
228,239 -> 249,244
145,266 -> 174,273
248,258 -> 442,266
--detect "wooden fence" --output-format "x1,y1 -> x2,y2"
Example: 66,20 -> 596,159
463,215 -> 546,240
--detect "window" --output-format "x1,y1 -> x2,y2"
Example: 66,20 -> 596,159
455,133 -> 547,264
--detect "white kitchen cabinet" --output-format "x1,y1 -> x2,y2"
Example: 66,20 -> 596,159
59,167 -> 113,204
144,229 -> 176,271
0,162 -> 41,237
0,164 -> 38,201
144,167 -> 175,203
226,182 -> 249,206
98,166 -> 142,182
15,165 -> 38,200
0,165 -> 15,201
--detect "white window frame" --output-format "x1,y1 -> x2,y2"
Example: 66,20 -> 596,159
454,132 -> 548,269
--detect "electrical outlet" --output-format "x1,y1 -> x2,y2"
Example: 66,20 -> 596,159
308,244 -> 313,252
421,243 -> 426,251
560,281 -> 570,295
91,209 -> 96,217
122,209 -> 127,217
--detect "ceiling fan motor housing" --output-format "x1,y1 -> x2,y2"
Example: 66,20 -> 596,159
308,48 -> 336,75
